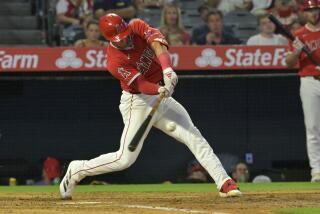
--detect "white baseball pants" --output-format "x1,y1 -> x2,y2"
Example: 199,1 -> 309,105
300,77 -> 320,176
72,91 -> 230,189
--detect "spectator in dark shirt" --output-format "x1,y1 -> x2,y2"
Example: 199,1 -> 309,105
94,0 -> 136,21
192,10 -> 241,45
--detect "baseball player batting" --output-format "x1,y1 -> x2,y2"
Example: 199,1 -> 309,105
60,13 -> 242,199
286,0 -> 320,182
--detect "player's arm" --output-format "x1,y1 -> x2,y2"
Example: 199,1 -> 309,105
150,41 -> 178,97
131,19 -> 178,95
129,19 -> 178,96
132,75 -> 168,96
285,37 -> 304,68
108,60 -> 168,96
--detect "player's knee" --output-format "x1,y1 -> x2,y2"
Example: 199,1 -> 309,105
306,124 -> 320,137
117,157 -> 136,170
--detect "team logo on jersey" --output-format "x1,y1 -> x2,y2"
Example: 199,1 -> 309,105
195,48 -> 223,68
136,47 -> 154,74
305,39 -> 320,52
55,50 -> 83,69
118,67 -> 131,79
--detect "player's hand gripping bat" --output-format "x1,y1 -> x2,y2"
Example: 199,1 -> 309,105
128,93 -> 165,152
268,14 -> 320,67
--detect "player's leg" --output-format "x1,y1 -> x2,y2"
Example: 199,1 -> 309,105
300,77 -> 320,181
153,97 -> 241,197
60,93 -> 155,199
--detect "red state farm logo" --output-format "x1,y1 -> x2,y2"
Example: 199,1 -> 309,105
195,48 -> 223,68
55,50 -> 83,69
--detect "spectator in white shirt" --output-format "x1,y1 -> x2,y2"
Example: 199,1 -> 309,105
205,0 -> 252,14
251,0 -> 274,15
56,0 -> 93,26
247,13 -> 288,45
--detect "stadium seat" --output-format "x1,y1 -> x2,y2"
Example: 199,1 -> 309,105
178,0 -> 203,10
182,9 -> 202,32
0,0 -> 44,46
137,8 -> 162,28
223,10 -> 259,43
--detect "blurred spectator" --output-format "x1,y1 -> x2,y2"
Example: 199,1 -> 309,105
288,19 -> 302,34
56,0 -> 93,26
198,4 -> 210,23
159,4 -> 190,46
74,20 -> 108,47
251,0 -> 275,15
94,0 -> 136,21
271,0 -> 298,26
134,0 -> 175,9
56,0 -> 94,45
247,13 -> 288,45
203,0 -> 221,9
35,157 -> 61,185
73,13 -> 94,41
233,0 -> 253,11
205,0 -> 252,14
232,162 -> 250,183
186,159 -> 209,183
293,0 -> 307,24
192,10 -> 241,45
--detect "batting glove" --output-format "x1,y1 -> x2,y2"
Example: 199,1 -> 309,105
158,86 -> 170,97
163,67 -> 178,96
293,38 -> 304,54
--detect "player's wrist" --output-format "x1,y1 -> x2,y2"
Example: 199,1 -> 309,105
158,52 -> 172,70
163,67 -> 174,74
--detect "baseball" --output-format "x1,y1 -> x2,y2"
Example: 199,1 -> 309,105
166,122 -> 176,132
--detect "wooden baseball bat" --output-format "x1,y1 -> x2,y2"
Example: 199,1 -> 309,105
128,93 -> 165,152
268,14 -> 320,67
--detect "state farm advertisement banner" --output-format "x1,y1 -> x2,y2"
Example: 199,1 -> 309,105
0,46 -> 289,72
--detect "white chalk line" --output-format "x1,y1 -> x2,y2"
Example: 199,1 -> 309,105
60,201 -> 230,214
61,201 -> 102,205
123,204 -> 229,214
123,204 -> 207,213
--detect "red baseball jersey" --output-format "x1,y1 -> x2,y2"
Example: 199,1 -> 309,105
290,25 -> 320,76
106,19 -> 168,93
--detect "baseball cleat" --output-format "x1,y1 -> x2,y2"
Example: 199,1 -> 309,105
59,160 -> 83,200
219,178 -> 242,198
311,173 -> 320,182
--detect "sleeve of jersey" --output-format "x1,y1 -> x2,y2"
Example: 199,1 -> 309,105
130,19 -> 169,48
132,75 -> 160,95
107,61 -> 141,86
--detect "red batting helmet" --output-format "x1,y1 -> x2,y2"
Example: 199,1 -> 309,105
302,0 -> 320,11
99,13 -> 131,42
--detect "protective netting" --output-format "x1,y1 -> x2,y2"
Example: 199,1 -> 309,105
0,73 -> 310,184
